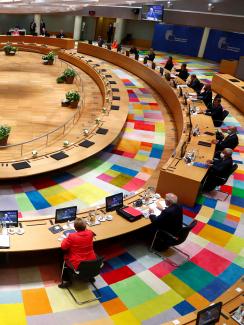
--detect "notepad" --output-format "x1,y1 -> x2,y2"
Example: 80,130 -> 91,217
193,162 -> 208,169
0,234 -> 10,248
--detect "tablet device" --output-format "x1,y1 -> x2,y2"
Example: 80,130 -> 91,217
55,206 -> 77,223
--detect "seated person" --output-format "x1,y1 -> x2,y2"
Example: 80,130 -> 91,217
12,28 -> 20,36
147,7 -> 157,21
202,148 -> 233,192
149,193 -> 183,250
198,84 -> 212,108
145,48 -> 155,62
111,39 -> 118,49
129,46 -> 139,56
58,218 -> 96,288
205,97 -> 224,127
213,126 -> 239,152
187,74 -> 202,94
176,63 -> 189,81
164,56 -> 174,71
97,36 -> 104,47
56,29 -> 65,38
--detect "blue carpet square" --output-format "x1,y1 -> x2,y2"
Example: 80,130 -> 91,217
107,257 -> 125,270
208,220 -> 235,234
230,195 -> 244,208
52,172 -> 74,183
199,278 -> 229,301
93,286 -> 117,303
111,165 -> 137,177
118,252 -> 136,265
174,300 -> 195,316
219,263 -> 244,286
203,197 -> 217,208
100,261 -> 114,274
26,191 -> 51,210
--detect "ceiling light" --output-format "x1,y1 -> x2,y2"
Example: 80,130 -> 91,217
208,3 -> 214,11
167,1 -> 173,9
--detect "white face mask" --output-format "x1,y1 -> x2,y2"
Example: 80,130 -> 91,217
227,130 -> 232,134
220,153 -> 225,159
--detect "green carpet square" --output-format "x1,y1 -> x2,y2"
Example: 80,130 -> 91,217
111,275 -> 157,308
211,210 -> 226,223
232,187 -> 244,199
172,262 -> 215,291
110,174 -> 132,187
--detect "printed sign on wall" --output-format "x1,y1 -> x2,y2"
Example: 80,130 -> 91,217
204,29 -> 244,62
152,24 -> 204,57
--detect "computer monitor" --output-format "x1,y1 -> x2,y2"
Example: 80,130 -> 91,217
55,206 -> 77,223
105,193 -> 123,212
0,210 -> 18,227
196,302 -> 222,325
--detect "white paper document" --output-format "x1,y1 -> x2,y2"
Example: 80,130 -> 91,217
0,234 -> 10,248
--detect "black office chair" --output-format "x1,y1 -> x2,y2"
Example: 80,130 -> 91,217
213,163 -> 238,200
149,220 -> 197,267
143,57 -> 148,64
214,109 -> 229,127
63,256 -> 104,305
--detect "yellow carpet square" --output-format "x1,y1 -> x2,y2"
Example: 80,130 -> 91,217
199,224 -> 231,247
111,310 -> 141,325
0,304 -> 26,325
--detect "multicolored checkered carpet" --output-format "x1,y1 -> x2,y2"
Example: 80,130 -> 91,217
0,53 -> 243,325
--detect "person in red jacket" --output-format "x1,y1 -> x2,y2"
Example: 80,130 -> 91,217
58,218 -> 96,288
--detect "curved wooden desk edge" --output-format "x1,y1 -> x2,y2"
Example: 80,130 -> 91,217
0,47 -> 129,179
77,42 -> 183,141
0,35 -> 75,50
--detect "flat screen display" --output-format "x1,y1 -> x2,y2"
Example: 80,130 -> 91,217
196,302 -> 222,325
141,5 -> 164,22
55,206 -> 77,223
106,193 -> 123,212
0,210 -> 18,227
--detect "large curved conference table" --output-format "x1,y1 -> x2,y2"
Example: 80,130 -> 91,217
0,40 -> 218,253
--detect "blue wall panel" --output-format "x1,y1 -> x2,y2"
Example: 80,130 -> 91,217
152,24 -> 204,57
204,29 -> 244,62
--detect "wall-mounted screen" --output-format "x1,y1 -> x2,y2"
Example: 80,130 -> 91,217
141,5 -> 164,22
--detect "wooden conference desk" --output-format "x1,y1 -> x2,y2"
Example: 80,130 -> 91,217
1,190 -> 150,252
163,277 -> 244,325
0,35 -> 74,50
76,43 -> 215,207
212,74 -> 244,113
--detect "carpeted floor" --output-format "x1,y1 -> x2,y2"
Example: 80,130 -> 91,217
0,53 -> 243,325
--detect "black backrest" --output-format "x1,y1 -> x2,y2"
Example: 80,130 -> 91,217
222,109 -> 229,121
75,256 -> 104,281
143,57 -> 148,64
176,220 -> 197,245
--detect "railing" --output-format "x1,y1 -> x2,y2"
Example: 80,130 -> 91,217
0,59 -> 84,157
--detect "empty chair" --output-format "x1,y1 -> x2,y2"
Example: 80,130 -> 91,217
149,220 -> 197,266
62,256 -> 104,305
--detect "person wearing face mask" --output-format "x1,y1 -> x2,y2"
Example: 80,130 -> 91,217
213,126 -> 239,152
202,148 -> 233,192
148,193 -> 183,250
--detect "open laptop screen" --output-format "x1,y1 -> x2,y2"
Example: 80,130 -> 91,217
0,210 -> 18,227
106,193 -> 123,212
196,302 -> 222,325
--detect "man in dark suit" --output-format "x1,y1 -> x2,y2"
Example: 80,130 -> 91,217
176,63 -> 189,81
198,84 -> 212,108
56,29 -> 65,38
202,148 -> 233,192
164,56 -> 174,71
205,97 -> 224,127
214,126 -> 239,152
149,193 -> 183,250
97,36 -> 104,47
30,20 -> 36,35
187,74 -> 202,94
145,48 -> 155,62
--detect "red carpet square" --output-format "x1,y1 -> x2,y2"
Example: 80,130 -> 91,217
101,266 -> 135,285
191,221 -> 205,234
149,261 -> 176,278
191,248 -> 231,276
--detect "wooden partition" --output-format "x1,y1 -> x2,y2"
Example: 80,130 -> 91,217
219,59 -> 238,75
0,35 -> 75,49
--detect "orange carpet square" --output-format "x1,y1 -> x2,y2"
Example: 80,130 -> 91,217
102,297 -> 128,315
22,288 -> 52,316
186,292 -> 210,309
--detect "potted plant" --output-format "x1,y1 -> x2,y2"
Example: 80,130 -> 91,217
56,68 -> 77,84
42,51 -> 56,65
0,125 -> 11,146
4,44 -> 18,56
63,68 -> 77,84
65,90 -> 80,108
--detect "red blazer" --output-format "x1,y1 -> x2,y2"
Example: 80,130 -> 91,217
61,229 -> 96,269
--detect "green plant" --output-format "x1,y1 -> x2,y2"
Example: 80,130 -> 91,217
56,75 -> 66,83
42,51 -> 56,61
66,90 -> 80,102
0,125 -> 11,140
63,68 -> 77,78
4,44 -> 18,54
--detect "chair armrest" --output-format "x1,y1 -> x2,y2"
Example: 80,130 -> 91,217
158,229 -> 178,241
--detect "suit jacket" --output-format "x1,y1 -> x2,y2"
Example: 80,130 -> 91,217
209,157 -> 233,178
177,69 -> 189,81
148,53 -> 155,61
61,229 -> 96,269
188,78 -> 202,93
216,133 -> 239,151
149,204 -> 183,236
206,105 -> 223,124
198,90 -> 212,108
164,61 -> 174,71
